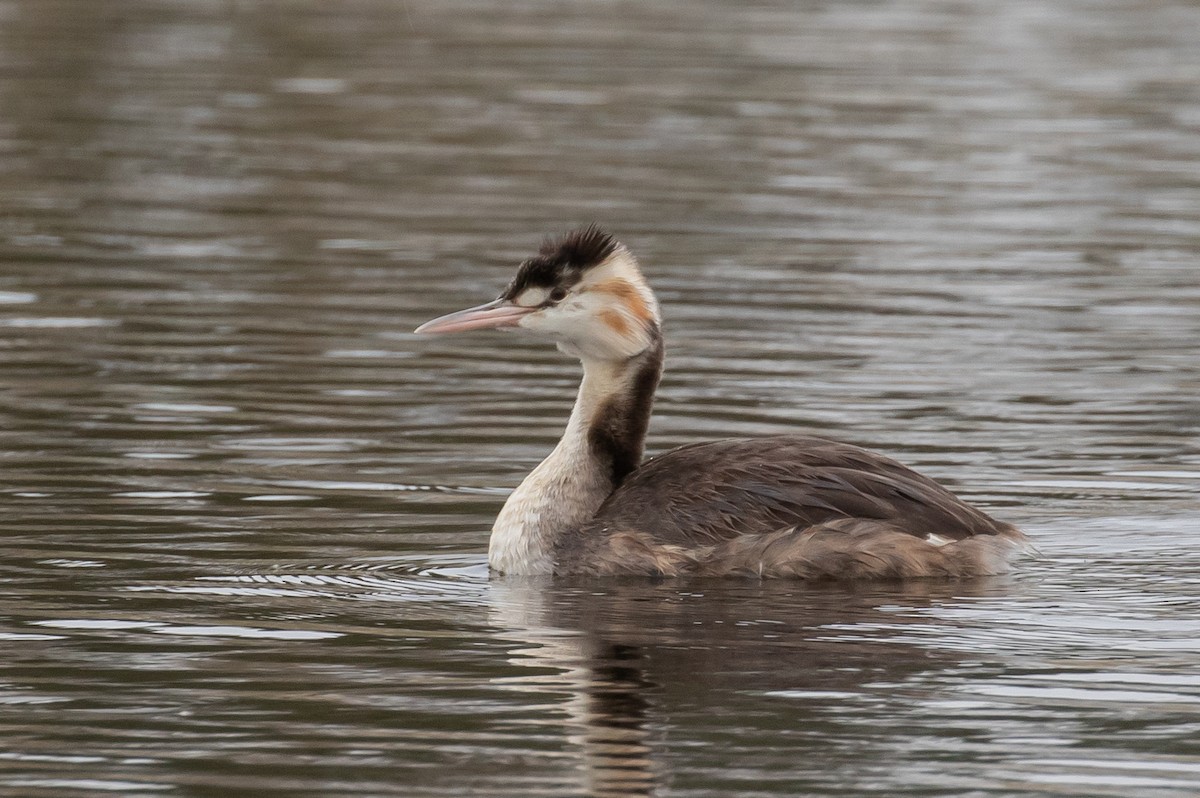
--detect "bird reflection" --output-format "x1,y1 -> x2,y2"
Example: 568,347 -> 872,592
577,643 -> 657,798
488,576 -> 1015,797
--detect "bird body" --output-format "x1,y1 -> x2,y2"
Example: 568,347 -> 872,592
416,227 -> 1026,579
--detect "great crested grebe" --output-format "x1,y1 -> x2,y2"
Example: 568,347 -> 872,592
416,226 -> 1027,579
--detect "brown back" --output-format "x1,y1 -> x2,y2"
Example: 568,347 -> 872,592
576,435 -> 1011,547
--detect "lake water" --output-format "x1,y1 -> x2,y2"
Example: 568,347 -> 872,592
1,1 -> 1198,796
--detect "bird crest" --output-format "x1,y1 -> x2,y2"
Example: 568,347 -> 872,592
502,225 -> 621,299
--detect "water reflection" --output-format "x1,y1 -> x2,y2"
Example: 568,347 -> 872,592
490,577 -> 1018,796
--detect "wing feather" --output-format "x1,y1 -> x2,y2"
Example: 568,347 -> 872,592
573,435 -> 1013,548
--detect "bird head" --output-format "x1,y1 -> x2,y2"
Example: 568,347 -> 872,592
415,226 -> 661,363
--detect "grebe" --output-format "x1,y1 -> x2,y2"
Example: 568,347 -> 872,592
416,226 -> 1027,579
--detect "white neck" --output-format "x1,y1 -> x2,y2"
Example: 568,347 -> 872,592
488,350 -> 660,575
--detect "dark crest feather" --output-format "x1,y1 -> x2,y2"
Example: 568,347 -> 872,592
501,225 -> 620,299
538,224 -> 619,268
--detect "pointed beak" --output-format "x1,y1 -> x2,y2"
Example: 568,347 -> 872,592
414,298 -> 534,335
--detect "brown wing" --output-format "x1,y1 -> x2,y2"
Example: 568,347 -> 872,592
578,435 -> 1011,547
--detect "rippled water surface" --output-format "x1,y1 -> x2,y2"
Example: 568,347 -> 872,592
2,1 -> 1199,796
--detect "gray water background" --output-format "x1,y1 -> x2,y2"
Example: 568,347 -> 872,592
1,1 -> 1199,796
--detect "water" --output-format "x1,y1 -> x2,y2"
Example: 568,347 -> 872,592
1,0 -> 1198,795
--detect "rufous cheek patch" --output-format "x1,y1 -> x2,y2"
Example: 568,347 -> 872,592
590,279 -> 651,325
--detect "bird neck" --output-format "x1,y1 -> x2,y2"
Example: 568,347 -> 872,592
489,336 -> 664,575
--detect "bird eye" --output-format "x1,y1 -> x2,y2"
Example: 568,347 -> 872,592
549,287 -> 567,303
